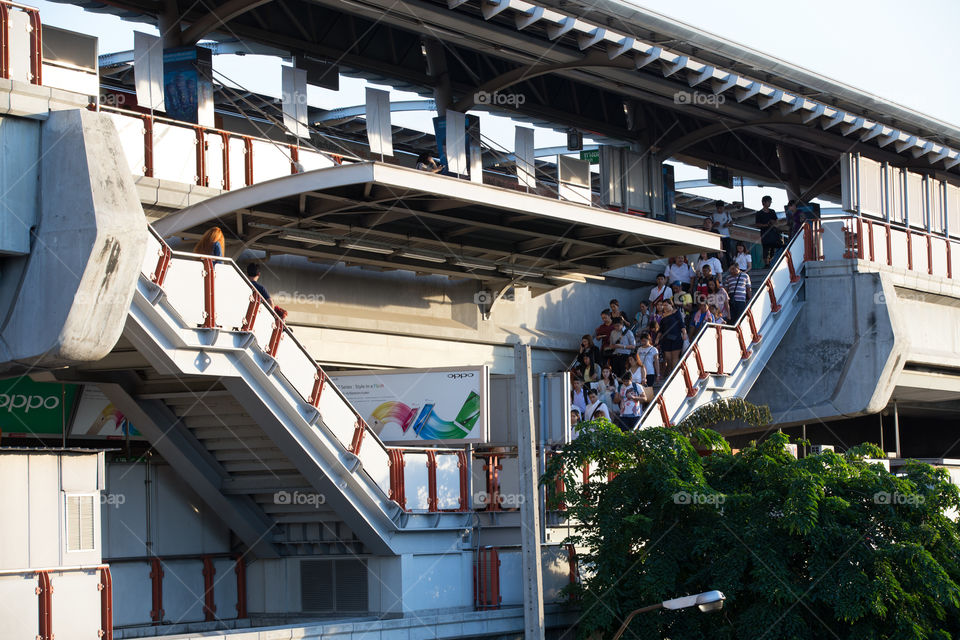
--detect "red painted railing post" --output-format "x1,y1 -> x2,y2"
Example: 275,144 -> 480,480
202,556 -> 216,621
426,450 -> 438,512
485,454 -> 501,512
692,343 -> 708,379
267,315 -> 284,356
927,235 -> 934,275
220,131 -> 231,190
149,558 -> 164,625
243,137 -> 254,186
240,293 -> 260,331
290,144 -> 299,174
309,368 -> 326,408
856,217 -> 865,260
0,4 -> 9,81
195,127 -> 207,187
947,240 -> 953,279
865,219 -> 875,261
142,114 -> 154,178
785,249 -> 800,282
36,570 -> 53,640
350,419 -> 366,455
766,279 -> 781,313
475,547 -> 501,610
389,450 -> 406,509
202,258 -> 217,328
152,243 -> 171,286
885,223 -> 893,266
715,325 -> 724,375
567,544 -> 579,590
99,566 -> 114,640
656,396 -> 671,427
736,325 -> 751,359
234,555 -> 247,619
746,308 -> 762,343
457,451 -> 470,512
680,361 -> 696,397
27,8 -> 41,85
906,229 -> 913,270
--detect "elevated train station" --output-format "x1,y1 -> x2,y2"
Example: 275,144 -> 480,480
0,0 -> 959,637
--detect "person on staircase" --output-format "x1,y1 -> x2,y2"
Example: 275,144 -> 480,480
733,242 -> 752,272
724,263 -> 752,322
193,227 -> 225,257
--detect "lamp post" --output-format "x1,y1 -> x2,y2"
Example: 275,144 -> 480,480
611,590 -> 726,640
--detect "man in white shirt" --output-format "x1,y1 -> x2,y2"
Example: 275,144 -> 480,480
712,200 -> 734,261
664,256 -> 695,292
584,389 -> 611,422
648,274 -> 673,305
695,252 -> 723,282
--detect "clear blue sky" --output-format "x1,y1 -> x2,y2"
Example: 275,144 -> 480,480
31,0 -> 959,207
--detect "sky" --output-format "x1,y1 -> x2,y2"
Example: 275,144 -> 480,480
30,0 -> 960,208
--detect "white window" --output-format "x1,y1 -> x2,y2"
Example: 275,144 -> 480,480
65,494 -> 95,552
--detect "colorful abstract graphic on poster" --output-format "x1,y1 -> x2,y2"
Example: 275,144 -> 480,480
331,367 -> 489,445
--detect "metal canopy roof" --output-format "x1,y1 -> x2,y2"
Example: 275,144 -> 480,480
53,0 -> 960,199
154,162 -> 720,290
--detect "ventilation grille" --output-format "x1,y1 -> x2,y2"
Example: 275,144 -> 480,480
300,558 -> 368,613
66,495 -> 95,552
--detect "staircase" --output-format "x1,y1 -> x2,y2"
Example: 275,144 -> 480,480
639,226 -> 813,429
98,227 -> 473,558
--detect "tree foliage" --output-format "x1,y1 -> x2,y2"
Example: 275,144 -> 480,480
544,401 -> 960,640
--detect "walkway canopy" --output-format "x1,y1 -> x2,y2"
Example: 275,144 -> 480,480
155,162 -> 720,291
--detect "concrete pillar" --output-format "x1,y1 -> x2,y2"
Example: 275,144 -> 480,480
514,343 -> 545,640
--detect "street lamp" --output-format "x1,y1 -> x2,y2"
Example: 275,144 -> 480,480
611,590 -> 726,640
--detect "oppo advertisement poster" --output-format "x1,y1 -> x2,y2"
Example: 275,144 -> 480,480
330,366 -> 489,445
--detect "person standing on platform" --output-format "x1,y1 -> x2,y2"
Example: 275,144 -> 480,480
246,262 -> 272,305
755,195 -> 782,266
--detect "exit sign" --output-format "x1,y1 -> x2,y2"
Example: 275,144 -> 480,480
580,149 -> 600,164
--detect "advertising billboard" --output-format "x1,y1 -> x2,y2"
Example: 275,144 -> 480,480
0,376 -> 79,438
330,366 -> 489,445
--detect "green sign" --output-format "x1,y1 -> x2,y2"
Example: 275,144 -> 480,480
580,149 -> 600,164
0,377 -> 79,437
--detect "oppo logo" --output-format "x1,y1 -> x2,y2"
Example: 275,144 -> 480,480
0,393 -> 60,413
447,373 -> 475,379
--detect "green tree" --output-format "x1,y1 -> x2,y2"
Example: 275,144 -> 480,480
545,400 -> 960,640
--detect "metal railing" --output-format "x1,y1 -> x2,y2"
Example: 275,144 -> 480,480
637,222 -> 813,429
0,0 -> 42,85
141,227 -> 470,514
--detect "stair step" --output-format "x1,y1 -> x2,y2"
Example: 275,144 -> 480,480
221,459 -> 298,473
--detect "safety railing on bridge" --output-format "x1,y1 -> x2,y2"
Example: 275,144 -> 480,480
141,227 -> 470,515
637,222 -> 813,429
102,105 -> 340,190
833,216 -> 959,279
0,0 -> 42,85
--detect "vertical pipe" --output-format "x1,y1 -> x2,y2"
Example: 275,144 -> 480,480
894,401 -> 901,458
879,412 -> 884,453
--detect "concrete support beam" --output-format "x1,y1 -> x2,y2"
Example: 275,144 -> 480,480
514,343 -> 545,640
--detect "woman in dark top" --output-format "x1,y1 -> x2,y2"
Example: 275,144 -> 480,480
657,300 -> 688,376
571,334 -> 600,371
578,354 -> 601,388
